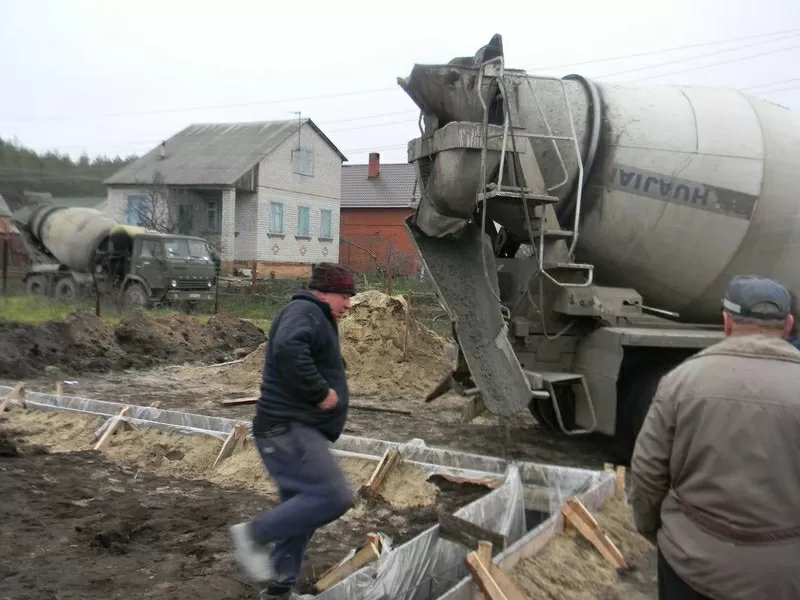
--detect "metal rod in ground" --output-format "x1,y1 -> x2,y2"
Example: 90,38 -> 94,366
1,237 -> 8,296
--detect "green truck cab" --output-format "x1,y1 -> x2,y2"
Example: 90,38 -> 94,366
121,230 -> 218,308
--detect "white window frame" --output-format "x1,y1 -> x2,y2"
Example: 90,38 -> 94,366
292,147 -> 315,177
269,201 -> 284,234
319,208 -> 332,239
297,205 -> 310,237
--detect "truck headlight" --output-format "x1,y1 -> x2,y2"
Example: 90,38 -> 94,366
171,280 -> 177,288
207,281 -> 212,288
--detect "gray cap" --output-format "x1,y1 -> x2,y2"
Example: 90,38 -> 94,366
722,275 -> 791,320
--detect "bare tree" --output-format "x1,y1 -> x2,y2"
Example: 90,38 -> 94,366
124,171 -> 197,233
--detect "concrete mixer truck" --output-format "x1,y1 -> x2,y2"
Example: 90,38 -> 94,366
399,34 -> 800,458
12,203 -> 218,309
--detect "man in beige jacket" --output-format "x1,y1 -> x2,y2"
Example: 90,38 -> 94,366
630,274 -> 800,600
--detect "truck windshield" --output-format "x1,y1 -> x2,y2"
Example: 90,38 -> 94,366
164,238 -> 211,260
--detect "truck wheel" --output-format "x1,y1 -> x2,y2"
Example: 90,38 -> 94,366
124,283 -> 148,309
25,275 -> 49,296
53,277 -> 78,301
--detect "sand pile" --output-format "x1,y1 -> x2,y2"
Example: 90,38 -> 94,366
217,291 -> 449,397
511,497 -> 657,599
339,290 -> 448,395
0,310 -> 266,379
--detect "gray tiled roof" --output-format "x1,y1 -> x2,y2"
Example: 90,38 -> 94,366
105,119 -> 346,186
341,163 -> 420,209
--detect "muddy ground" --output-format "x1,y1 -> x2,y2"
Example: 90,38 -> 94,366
0,417 -> 490,599
0,310 -> 266,380
0,289 -> 654,598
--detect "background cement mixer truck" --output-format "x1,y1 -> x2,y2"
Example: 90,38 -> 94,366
400,34 -> 800,459
12,202 -> 218,309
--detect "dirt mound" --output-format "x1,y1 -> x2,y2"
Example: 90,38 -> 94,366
340,290 -> 448,395
216,291 -> 449,397
0,310 -> 266,379
0,312 -> 126,379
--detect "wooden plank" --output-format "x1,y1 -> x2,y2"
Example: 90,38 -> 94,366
213,423 -> 248,467
438,509 -> 508,552
221,396 -> 258,406
93,406 -> 131,450
350,404 -> 413,416
0,382 -> 25,412
313,540 -> 381,592
562,497 -> 627,569
465,551 -> 507,600
361,448 -> 403,496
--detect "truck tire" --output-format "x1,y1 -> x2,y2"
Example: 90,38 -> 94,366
124,283 -> 148,309
25,275 -> 49,296
53,277 -> 78,301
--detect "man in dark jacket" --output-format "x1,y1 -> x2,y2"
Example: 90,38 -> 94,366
229,263 -> 356,600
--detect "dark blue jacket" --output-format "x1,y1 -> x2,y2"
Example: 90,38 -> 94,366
253,290 -> 349,442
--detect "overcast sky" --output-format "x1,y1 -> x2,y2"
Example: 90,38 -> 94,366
1,0 -> 798,166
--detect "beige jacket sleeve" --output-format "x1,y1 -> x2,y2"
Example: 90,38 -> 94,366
630,376 -> 677,536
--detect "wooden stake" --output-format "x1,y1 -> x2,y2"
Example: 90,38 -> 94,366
313,533 -> 382,592
361,448 -> 403,496
561,497 -> 627,568
461,395 -> 486,423
94,406 -> 131,450
401,293 -> 412,361
438,510 -> 508,552
213,423 -> 248,467
0,382 -> 25,412
55,381 -> 63,397
615,466 -> 626,500
465,540 -> 527,600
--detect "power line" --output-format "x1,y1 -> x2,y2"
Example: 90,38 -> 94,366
741,77 -> 800,91
528,27 -> 800,71
5,30 -> 800,126
595,32 -> 800,79
0,87 -> 401,124
627,43 -> 800,82
757,85 -> 800,95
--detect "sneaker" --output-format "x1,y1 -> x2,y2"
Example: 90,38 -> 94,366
229,521 -> 276,583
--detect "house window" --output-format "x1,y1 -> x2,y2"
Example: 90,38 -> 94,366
297,206 -> 310,236
292,147 -> 314,176
270,201 -> 284,233
126,195 -> 147,226
206,200 -> 220,233
320,209 -> 332,239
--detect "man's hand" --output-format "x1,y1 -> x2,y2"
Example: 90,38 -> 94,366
318,389 -> 338,410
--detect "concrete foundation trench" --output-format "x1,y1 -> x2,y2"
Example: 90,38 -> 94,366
0,384 -> 621,600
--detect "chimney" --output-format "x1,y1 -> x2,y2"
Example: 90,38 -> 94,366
368,152 -> 380,178
159,141 -> 166,160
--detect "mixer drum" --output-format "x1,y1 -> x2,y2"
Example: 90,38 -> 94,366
573,83 -> 800,323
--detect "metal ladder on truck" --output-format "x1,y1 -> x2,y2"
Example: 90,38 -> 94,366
474,55 -> 598,436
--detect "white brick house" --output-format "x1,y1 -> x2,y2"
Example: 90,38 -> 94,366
104,120 -> 346,277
